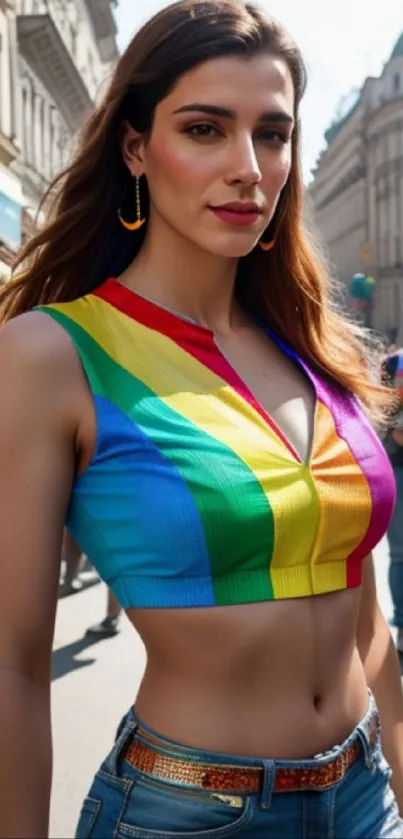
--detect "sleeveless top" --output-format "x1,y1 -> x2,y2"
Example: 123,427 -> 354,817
38,278 -> 396,609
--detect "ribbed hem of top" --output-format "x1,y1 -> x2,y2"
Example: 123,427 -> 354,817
111,563 -> 360,609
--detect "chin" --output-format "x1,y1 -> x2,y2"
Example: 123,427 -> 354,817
200,235 -> 261,259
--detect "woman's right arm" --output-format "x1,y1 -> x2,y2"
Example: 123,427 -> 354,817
0,313 -> 80,838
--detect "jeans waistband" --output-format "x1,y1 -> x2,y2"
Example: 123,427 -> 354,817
107,690 -> 379,784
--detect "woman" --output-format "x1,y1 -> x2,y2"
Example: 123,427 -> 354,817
0,2 -> 402,836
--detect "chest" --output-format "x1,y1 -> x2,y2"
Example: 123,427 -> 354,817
215,325 -> 316,464
69,371 -> 394,604
68,318 -> 396,606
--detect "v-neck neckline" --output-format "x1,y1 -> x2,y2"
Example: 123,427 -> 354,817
241,304 -> 318,466
94,278 -> 318,466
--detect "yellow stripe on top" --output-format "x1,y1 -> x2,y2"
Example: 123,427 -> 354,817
48,295 -> 325,591
59,294 -> 293,460
270,399 -> 371,598
269,466 -> 321,598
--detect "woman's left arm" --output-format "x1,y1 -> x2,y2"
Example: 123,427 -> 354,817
357,553 -> 403,811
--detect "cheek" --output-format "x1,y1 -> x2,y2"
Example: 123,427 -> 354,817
264,151 -> 292,197
147,139 -> 213,191
147,142 -> 188,188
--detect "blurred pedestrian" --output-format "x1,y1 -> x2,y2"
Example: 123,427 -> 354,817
58,529 -> 84,597
59,531 -> 120,631
59,529 -> 99,597
86,588 -> 121,637
384,348 -> 403,651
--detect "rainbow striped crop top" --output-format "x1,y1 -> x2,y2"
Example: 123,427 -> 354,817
39,279 -> 395,609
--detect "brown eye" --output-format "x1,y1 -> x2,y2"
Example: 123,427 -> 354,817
186,123 -> 220,138
257,130 -> 289,145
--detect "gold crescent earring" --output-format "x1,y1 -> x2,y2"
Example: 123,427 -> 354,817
118,176 -> 146,231
258,238 -> 276,252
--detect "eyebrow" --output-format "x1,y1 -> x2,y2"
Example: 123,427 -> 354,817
173,103 -> 294,124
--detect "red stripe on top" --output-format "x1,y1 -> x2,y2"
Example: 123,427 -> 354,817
94,279 -> 301,462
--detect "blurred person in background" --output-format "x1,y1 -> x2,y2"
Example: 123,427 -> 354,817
59,529 -> 100,598
0,2 -> 402,837
58,529 -> 85,597
86,587 -> 122,638
59,530 -> 121,633
384,347 -> 403,652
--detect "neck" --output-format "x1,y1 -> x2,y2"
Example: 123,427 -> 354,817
119,212 -> 242,333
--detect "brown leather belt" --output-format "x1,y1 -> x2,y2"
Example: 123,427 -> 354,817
125,719 -> 376,794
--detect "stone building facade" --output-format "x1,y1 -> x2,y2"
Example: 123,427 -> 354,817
0,0 -> 22,278
309,35 -> 403,338
16,0 -> 118,227
0,0 -> 118,281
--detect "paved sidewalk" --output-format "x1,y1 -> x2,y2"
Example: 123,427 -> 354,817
49,538 -> 394,838
50,583 -> 146,838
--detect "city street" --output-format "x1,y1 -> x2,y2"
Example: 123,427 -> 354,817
50,538 -> 396,838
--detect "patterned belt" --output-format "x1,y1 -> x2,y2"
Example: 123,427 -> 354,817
125,717 -> 377,794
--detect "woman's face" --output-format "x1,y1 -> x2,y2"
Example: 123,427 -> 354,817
127,53 -> 295,258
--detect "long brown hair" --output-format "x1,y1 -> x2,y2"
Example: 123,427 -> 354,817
0,0 -> 393,421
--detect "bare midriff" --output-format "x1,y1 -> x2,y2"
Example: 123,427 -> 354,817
127,585 -> 369,760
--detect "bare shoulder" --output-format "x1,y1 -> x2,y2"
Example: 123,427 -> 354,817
0,309 -> 83,377
0,310 -> 89,429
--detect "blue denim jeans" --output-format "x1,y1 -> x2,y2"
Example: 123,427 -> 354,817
75,694 -> 403,838
388,466 -> 403,627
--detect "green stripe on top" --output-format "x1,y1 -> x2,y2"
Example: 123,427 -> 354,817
39,307 -> 275,603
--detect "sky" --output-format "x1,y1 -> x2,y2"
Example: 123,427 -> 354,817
115,0 -> 403,180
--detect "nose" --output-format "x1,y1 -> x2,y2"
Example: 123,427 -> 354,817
224,134 -> 262,188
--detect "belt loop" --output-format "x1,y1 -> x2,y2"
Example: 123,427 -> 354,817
104,708 -> 139,776
356,705 -> 378,771
260,760 -> 276,810
355,728 -> 372,769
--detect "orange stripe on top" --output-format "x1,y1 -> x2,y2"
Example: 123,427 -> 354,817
310,400 -> 371,590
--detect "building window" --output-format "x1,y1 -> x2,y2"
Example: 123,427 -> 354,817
87,50 -> 95,90
49,107 -> 55,177
22,86 -> 28,163
70,24 -> 77,59
381,236 -> 388,268
39,97 -> 45,171
395,236 -> 401,266
393,73 -> 400,94
395,177 -> 402,266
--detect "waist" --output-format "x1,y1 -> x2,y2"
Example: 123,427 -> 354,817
119,693 -> 379,796
133,592 -> 366,757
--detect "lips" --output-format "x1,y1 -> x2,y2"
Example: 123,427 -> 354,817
209,202 -> 263,227
213,202 -> 263,214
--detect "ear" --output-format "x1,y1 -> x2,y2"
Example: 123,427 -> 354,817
120,120 -> 146,177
